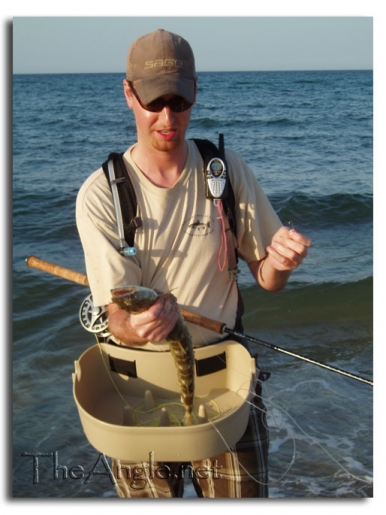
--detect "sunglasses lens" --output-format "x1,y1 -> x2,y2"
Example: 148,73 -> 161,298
169,98 -> 192,112
146,97 -> 192,113
145,99 -> 166,112
128,82 -> 193,113
129,82 -> 193,113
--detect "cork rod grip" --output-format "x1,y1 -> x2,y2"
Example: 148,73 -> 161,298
180,309 -> 226,335
25,255 -> 90,287
25,255 -> 226,334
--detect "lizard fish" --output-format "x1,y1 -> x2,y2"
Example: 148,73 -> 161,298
110,285 -> 194,426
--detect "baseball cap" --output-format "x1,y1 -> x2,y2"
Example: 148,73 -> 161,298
126,29 -> 196,105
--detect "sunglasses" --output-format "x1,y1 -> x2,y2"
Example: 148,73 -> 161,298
128,82 -> 194,113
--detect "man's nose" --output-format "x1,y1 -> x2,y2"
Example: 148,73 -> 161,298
158,105 -> 175,123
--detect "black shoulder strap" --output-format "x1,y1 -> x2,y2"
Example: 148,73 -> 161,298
101,137 -> 237,248
192,137 -> 243,328
102,152 -> 141,248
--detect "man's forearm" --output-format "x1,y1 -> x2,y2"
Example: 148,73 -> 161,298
249,258 -> 291,292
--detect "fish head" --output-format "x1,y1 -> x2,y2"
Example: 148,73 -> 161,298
110,285 -> 160,313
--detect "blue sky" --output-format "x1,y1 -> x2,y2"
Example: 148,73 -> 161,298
13,16 -> 373,74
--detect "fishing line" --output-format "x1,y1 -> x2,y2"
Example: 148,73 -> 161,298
94,335 -> 223,428
95,335 -> 184,426
25,257 -> 373,491
215,351 -> 373,487
216,381 -> 372,488
287,220 -> 294,230
255,385 -> 373,486
207,412 -> 296,487
150,322 -> 372,484
92,333 -> 374,489
89,319 -> 375,488
95,335 -> 296,486
95,335 -> 131,408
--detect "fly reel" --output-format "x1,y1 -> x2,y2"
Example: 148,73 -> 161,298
79,294 -> 110,336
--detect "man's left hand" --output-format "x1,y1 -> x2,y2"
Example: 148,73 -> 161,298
266,226 -> 312,272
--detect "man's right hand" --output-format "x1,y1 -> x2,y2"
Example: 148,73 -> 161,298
106,293 -> 180,346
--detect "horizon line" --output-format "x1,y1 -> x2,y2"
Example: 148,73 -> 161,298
13,68 -> 373,75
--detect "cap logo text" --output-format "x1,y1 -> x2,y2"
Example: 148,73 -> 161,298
144,59 -> 184,69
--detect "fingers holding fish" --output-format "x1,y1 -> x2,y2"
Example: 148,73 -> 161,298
130,294 -> 180,342
107,291 -> 180,346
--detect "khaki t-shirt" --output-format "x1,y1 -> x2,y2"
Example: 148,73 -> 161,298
76,140 -> 281,349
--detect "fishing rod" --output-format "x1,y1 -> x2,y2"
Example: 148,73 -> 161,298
180,310 -> 373,387
25,255 -> 373,387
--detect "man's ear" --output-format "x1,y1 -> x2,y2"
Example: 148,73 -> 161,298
123,79 -> 133,109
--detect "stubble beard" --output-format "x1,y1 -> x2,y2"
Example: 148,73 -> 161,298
151,132 -> 184,154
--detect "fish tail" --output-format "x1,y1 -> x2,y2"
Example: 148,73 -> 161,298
167,316 -> 195,425
182,412 -> 193,426
113,287 -> 195,427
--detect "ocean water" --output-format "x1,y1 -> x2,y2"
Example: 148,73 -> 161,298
13,70 -> 373,498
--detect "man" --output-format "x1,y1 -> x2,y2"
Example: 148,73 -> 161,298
76,29 -> 311,498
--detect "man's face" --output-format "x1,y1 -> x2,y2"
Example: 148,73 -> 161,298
123,80 -> 195,154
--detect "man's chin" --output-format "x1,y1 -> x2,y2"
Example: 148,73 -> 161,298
152,138 -> 182,153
